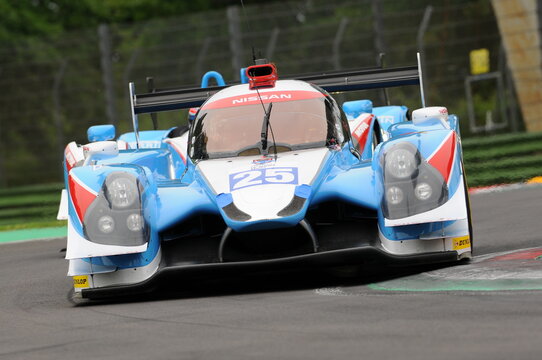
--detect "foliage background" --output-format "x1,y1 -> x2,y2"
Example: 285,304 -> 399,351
0,0 -> 521,187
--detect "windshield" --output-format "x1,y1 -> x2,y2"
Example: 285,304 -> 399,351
189,96 -> 344,160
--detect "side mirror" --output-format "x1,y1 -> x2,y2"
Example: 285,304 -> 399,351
88,125 -> 115,142
412,107 -> 449,126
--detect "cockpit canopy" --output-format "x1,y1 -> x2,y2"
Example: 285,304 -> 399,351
189,81 -> 349,160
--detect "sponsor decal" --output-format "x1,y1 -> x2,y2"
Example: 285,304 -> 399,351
377,115 -> 395,124
252,157 -> 274,165
452,236 -> 471,251
73,275 -> 90,289
351,114 -> 373,152
203,90 -> 324,109
233,93 -> 292,104
127,141 -> 162,149
251,162 -> 276,170
229,167 -> 298,191
353,121 -> 369,138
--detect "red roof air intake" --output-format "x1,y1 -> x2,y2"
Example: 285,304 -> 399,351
246,63 -> 278,90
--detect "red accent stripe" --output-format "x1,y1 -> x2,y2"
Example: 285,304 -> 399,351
165,140 -> 186,164
428,132 -> 456,183
69,174 -> 97,222
203,90 -> 324,110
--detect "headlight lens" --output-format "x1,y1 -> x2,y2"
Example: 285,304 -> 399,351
386,186 -> 404,205
381,142 -> 449,220
83,172 -> 148,246
107,177 -> 138,208
415,182 -> 432,200
98,215 -> 115,234
126,213 -> 144,232
385,148 -> 417,179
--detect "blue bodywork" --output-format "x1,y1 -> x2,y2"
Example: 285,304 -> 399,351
63,69 -> 471,291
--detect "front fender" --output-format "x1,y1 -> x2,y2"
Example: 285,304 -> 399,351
375,128 -> 465,226
65,164 -> 159,260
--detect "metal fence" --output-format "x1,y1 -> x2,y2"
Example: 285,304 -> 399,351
0,0 -> 518,187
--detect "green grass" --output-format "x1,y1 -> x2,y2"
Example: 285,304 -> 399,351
463,131 -> 542,187
464,154 -> 542,173
0,210 -> 60,228
0,183 -> 64,232
463,140 -> 542,162
0,205 -> 58,221
466,167 -> 542,187
0,193 -> 61,209
0,183 -> 63,198
0,220 -> 66,232
462,132 -> 542,150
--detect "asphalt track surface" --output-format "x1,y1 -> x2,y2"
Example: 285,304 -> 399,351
1,185 -> 542,359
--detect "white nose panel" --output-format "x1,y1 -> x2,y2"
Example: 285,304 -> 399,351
197,148 -> 329,221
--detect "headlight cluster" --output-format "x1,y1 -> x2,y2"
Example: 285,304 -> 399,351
83,172 -> 148,246
107,177 -> 138,208
384,148 -> 417,179
382,143 -> 448,219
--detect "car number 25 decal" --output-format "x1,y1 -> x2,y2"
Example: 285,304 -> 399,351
229,167 -> 298,191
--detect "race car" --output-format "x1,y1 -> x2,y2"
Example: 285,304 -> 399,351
58,57 -> 473,299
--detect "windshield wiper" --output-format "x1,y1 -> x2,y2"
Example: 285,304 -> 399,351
260,102 -> 273,155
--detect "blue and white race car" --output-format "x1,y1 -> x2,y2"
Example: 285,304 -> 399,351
58,59 -> 472,299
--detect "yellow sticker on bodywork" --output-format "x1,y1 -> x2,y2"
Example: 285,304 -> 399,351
73,275 -> 90,288
453,236 -> 471,250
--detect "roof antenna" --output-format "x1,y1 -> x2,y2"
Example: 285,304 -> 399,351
417,52 -> 427,108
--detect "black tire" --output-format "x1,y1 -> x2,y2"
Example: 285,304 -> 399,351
462,163 -> 474,254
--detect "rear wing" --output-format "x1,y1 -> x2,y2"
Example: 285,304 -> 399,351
128,54 -> 426,148
130,65 -> 420,115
